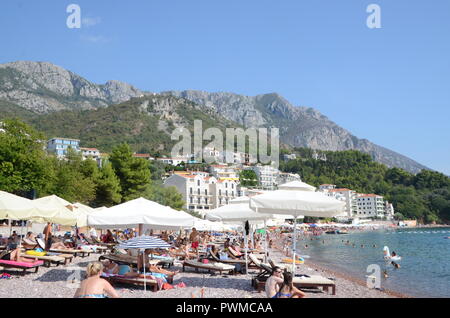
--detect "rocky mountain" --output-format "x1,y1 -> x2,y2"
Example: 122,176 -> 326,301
0,61 -> 143,113
0,61 -> 429,173
162,90 -> 428,173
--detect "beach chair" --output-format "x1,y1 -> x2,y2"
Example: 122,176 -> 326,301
21,254 -> 65,267
49,248 -> 92,258
208,251 -> 259,271
84,237 -> 112,252
0,259 -> 44,275
292,274 -> 336,295
99,254 -> 138,267
182,259 -> 235,275
228,246 -> 264,260
102,274 -> 160,292
93,237 -> 117,249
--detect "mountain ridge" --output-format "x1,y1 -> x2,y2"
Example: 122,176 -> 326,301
0,61 -> 429,173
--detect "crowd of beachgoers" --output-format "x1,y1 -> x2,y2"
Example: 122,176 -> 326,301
0,224 -> 402,298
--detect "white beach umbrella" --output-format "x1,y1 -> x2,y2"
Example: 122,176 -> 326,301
88,197 -> 195,230
205,203 -> 275,273
250,188 -> 345,272
117,235 -> 171,292
278,181 -> 316,192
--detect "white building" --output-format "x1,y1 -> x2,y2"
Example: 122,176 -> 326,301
46,137 -> 80,158
156,157 -> 188,166
325,188 -> 358,219
384,201 -> 395,220
282,153 -> 297,161
276,172 -> 301,185
356,194 -> 385,218
163,171 -> 240,216
248,165 -> 280,190
208,165 -> 240,180
81,147 -> 101,160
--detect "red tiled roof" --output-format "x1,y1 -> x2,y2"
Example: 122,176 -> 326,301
329,188 -> 352,192
81,147 -> 99,151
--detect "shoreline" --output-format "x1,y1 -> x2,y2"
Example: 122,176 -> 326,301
270,237 -> 410,298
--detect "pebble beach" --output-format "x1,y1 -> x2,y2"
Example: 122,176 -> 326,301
0,246 -> 400,298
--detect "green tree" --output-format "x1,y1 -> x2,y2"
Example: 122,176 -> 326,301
93,161 -> 122,207
149,183 -> 185,210
0,119 -> 52,194
239,170 -> 258,187
109,143 -> 151,202
49,148 -> 96,204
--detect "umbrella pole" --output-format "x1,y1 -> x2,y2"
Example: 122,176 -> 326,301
292,216 -> 297,274
244,225 -> 248,275
143,250 -> 147,292
264,219 -> 268,263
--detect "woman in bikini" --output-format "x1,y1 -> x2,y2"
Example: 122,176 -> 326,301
274,271 -> 306,298
74,262 -> 120,298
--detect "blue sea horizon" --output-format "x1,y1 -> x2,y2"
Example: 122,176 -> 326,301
295,227 -> 450,298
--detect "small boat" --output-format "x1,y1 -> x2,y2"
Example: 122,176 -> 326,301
337,230 -> 348,234
325,230 -> 337,234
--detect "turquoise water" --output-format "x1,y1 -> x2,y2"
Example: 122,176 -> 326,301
295,227 -> 450,298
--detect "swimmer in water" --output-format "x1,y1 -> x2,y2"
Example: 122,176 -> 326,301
361,244 -> 364,248
383,270 -> 389,278
373,244 -> 377,248
304,245 -> 309,249
392,261 -> 400,269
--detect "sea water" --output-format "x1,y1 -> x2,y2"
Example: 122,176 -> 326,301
295,227 -> 450,298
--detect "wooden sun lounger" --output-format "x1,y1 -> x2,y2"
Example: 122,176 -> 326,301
21,254 -> 65,267
49,249 -> 92,258
102,275 -> 159,292
0,259 -> 44,275
251,261 -> 336,295
182,260 -> 235,275
292,275 -> 336,295
99,254 -> 138,266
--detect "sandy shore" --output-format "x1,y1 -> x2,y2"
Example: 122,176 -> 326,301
0,245 -> 401,298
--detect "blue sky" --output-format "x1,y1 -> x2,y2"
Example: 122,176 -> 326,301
1,0 -> 449,174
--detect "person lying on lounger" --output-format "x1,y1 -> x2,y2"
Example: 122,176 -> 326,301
0,238 -> 37,263
74,262 -> 120,298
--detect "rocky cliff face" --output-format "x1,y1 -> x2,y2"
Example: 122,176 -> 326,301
0,61 -> 428,173
0,61 -> 143,113
162,90 -> 428,173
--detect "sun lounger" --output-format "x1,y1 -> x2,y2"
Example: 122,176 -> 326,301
292,274 -> 336,295
251,261 -> 336,295
49,248 -> 92,258
0,259 -> 44,275
228,246 -> 265,260
99,254 -> 138,266
208,251 -> 259,270
21,254 -> 65,267
182,259 -> 235,275
102,274 -> 159,292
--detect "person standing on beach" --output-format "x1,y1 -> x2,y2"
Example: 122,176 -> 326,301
43,222 -> 53,251
189,228 -> 200,256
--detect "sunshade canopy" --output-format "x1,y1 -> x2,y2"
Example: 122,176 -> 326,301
0,191 -> 77,226
278,181 -> 316,192
205,203 -> 274,223
87,197 -> 195,230
249,190 -> 345,218
117,235 -> 171,250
